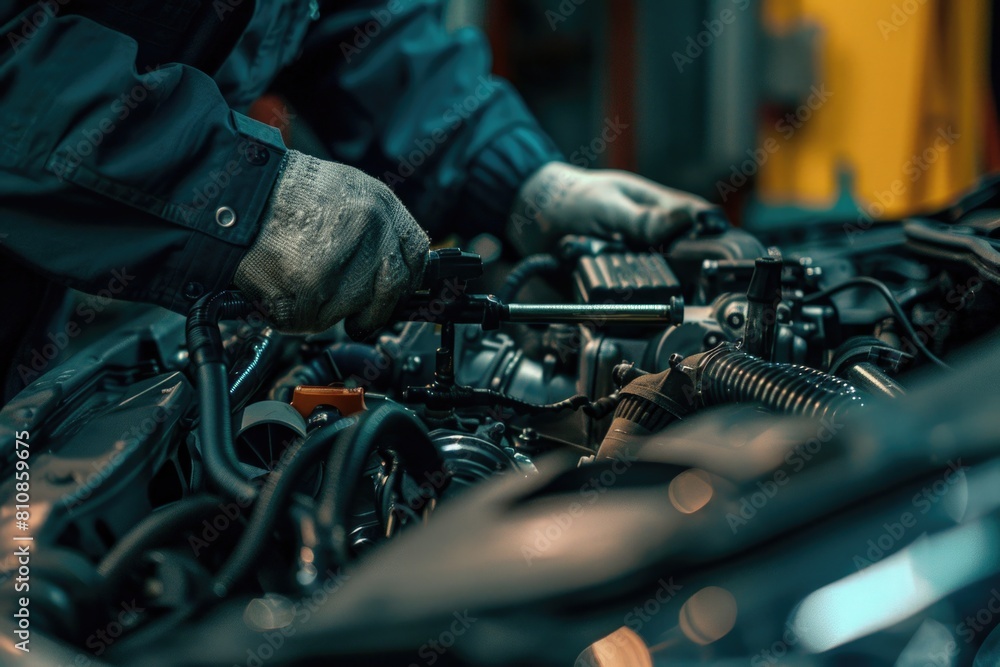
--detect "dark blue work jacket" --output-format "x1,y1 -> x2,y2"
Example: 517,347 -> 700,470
0,0 -> 561,400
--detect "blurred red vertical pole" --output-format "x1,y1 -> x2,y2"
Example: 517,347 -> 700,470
249,95 -> 293,145
986,95 -> 1000,170
486,0 -> 514,80
607,0 -> 637,171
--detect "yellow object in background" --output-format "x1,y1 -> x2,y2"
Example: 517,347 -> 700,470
757,0 -> 990,219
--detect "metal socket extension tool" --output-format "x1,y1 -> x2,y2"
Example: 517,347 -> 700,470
394,248 -> 685,329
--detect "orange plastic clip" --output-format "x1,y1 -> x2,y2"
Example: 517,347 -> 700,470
290,385 -> 367,419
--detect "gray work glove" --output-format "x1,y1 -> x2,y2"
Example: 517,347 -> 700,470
507,161 -> 715,255
234,150 -> 429,336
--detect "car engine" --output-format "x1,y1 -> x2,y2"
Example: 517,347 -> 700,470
3,181 -> 1000,666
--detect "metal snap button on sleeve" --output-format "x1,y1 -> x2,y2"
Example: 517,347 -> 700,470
216,206 -> 237,227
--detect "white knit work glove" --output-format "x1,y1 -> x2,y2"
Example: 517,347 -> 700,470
235,150 -> 429,337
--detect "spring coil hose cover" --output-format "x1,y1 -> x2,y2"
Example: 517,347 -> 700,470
698,346 -> 866,421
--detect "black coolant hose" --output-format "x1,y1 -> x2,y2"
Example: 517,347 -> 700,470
697,346 -> 866,421
315,404 -> 446,567
97,495 -> 225,592
186,291 -> 260,501
498,254 -> 561,303
211,415 -> 359,597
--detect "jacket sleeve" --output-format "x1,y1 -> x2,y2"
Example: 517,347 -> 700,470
274,0 -> 564,238
0,8 -> 286,312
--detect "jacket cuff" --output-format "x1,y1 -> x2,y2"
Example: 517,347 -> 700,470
45,111 -> 286,250
155,230 -> 255,313
461,124 -> 564,236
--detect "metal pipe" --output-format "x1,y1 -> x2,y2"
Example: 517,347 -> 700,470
503,299 -> 683,325
846,362 -> 906,399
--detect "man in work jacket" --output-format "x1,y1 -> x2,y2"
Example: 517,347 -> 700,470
0,0 -> 710,401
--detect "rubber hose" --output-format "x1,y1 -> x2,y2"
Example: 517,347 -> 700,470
97,495 -> 224,590
315,405 -> 444,567
498,254 -> 561,303
700,349 -> 866,421
186,291 -> 259,501
196,363 -> 258,501
211,416 -> 358,597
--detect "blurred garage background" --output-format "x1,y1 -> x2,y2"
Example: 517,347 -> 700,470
74,0 -> 1000,358
449,0 -> 999,232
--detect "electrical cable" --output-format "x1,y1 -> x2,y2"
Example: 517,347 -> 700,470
803,276 -> 952,370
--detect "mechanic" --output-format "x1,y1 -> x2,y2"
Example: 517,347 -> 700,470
0,0 -> 711,402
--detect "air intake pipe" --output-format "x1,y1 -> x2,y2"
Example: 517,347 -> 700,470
597,344 -> 867,460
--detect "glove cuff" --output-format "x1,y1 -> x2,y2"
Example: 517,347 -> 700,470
507,161 -> 581,256
234,150 -> 326,332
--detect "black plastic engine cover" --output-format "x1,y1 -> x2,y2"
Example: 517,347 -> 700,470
573,253 -> 681,304
0,371 -> 193,571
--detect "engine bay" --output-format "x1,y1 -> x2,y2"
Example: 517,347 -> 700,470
4,182 -> 1000,666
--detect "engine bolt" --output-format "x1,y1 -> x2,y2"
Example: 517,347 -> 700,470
487,422 -> 506,443
517,428 -> 539,448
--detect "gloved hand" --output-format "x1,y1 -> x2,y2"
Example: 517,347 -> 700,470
234,150 -> 429,336
507,161 -> 715,255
